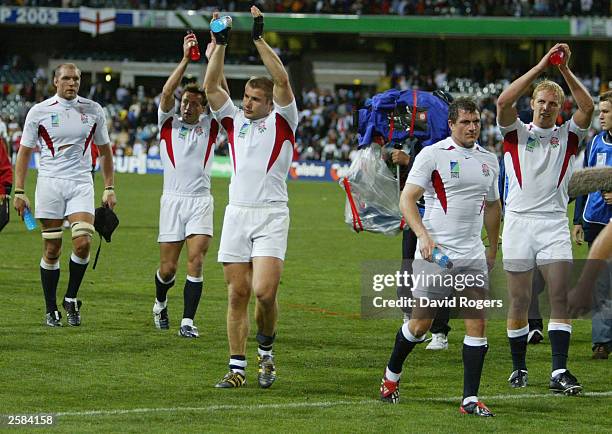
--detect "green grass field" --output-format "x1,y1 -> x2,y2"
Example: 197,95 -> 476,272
0,172 -> 609,433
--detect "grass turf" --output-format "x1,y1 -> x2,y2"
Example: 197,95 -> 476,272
0,172 -> 608,433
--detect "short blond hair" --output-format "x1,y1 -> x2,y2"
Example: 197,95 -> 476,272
532,80 -> 565,106
600,90 -> 612,105
54,63 -> 80,78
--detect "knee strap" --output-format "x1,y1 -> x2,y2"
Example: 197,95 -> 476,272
71,221 -> 95,239
42,227 -> 63,240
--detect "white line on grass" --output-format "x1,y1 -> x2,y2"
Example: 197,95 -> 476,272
50,391 -> 612,418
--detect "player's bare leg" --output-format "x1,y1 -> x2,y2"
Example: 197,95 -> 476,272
506,269 -> 533,388
216,262 -> 252,388
540,262 -> 582,395
252,256 -> 283,388
40,218 -> 64,326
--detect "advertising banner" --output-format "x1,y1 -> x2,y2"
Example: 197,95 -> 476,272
27,153 -> 349,182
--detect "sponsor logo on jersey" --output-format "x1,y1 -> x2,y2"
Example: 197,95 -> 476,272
450,160 -> 460,178
481,163 -> 490,177
238,122 -> 250,138
51,114 -> 59,127
179,126 -> 188,139
526,136 -> 537,152
550,136 -> 560,148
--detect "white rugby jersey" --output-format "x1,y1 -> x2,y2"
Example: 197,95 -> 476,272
21,95 -> 110,183
500,118 -> 588,216
407,138 -> 500,257
212,98 -> 298,205
158,107 -> 219,195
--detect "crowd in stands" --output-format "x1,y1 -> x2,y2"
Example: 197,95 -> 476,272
3,0 -> 611,16
1,58 -> 607,164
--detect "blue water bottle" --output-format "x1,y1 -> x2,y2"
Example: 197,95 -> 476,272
23,208 -> 37,231
210,16 -> 232,33
431,247 -> 453,269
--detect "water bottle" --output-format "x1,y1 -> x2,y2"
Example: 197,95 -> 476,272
210,16 -> 232,33
549,49 -> 565,66
431,247 -> 453,269
186,31 -> 201,62
23,207 -> 37,231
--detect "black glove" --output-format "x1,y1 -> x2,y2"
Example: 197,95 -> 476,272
252,15 -> 264,40
212,17 -> 232,46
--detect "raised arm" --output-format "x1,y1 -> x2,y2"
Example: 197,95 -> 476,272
250,6 -> 294,107
496,44 -> 564,127
160,34 -> 195,113
204,30 -> 230,97
555,46 -> 594,129
203,16 -> 231,112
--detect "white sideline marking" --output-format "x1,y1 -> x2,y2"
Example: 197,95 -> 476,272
51,391 -> 612,417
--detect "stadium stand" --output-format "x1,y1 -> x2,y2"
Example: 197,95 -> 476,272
3,1 -> 610,16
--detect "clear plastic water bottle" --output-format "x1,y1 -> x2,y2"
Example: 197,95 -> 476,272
23,208 -> 37,231
431,247 -> 453,269
210,16 -> 232,33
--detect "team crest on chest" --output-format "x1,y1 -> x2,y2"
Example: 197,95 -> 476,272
195,126 -> 204,136
450,161 -> 460,178
481,163 -> 490,177
255,120 -> 267,134
550,136 -> 560,148
80,113 -> 89,124
51,114 -> 59,127
179,126 -> 189,139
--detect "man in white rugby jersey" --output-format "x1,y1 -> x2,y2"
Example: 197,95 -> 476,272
152,33 -> 223,338
496,43 -> 594,394
13,63 -> 116,327
379,97 -> 501,416
204,6 -> 298,389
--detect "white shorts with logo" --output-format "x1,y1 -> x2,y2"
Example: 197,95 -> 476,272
412,243 -> 489,299
218,203 -> 290,263
158,193 -> 214,242
35,177 -> 94,219
502,213 -> 572,272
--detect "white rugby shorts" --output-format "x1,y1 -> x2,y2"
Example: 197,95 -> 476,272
218,203 -> 290,263
35,177 -> 94,219
502,213 -> 572,272
158,193 -> 214,242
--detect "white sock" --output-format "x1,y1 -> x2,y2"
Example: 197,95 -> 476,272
385,367 -> 401,382
552,368 -> 567,378
64,297 -> 77,303
257,347 -> 272,357
462,396 -> 478,406
181,318 -> 193,327
154,299 -> 167,313
229,358 -> 247,376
